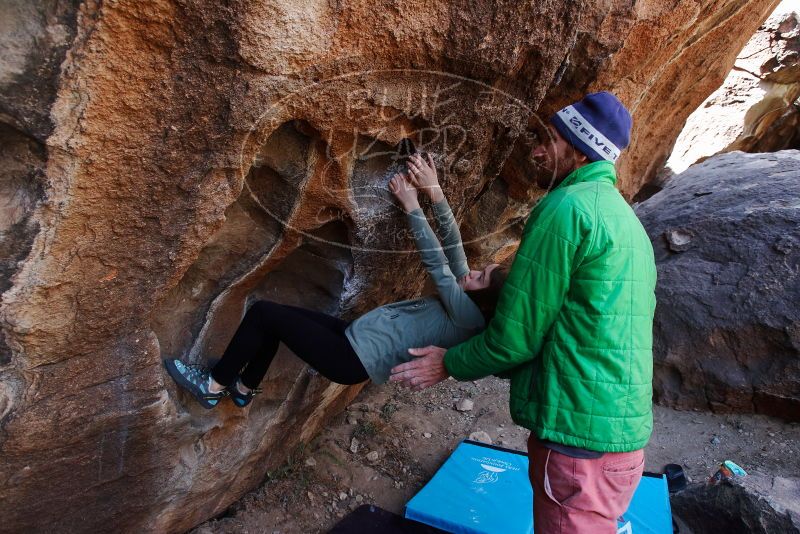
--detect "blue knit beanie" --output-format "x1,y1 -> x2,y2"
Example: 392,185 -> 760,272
549,91 -> 632,163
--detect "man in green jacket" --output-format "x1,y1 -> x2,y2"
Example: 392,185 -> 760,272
390,92 -> 657,533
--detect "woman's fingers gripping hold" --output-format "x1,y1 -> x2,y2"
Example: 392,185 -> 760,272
388,173 -> 400,193
407,160 -> 421,184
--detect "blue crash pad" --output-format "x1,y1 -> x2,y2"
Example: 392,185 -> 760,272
405,440 -> 672,534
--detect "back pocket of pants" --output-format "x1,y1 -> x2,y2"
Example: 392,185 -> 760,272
600,454 -> 644,517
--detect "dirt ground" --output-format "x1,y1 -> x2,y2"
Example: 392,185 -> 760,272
194,377 -> 800,534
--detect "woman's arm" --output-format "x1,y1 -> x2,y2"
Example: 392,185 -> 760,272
389,173 -> 483,329
389,172 -> 447,268
405,209 -> 484,329
431,198 -> 469,280
407,154 -> 469,280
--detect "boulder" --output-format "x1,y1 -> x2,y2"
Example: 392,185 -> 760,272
672,475 -> 800,533
635,151 -> 800,419
0,0 -> 782,531
666,2 -> 800,176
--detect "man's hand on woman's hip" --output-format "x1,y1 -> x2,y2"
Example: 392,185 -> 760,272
390,345 -> 449,390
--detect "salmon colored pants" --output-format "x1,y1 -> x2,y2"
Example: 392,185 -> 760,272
527,434 -> 644,534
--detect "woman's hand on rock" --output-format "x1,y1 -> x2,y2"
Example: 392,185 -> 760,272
407,153 -> 444,203
389,172 -> 420,213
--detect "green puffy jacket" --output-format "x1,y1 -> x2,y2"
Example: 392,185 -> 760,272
444,160 -> 657,452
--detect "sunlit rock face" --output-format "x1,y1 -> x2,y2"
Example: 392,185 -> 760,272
0,0 -> 779,531
665,1 -> 800,177
637,151 -> 800,422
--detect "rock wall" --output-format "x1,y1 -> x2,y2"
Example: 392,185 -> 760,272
0,0 -> 781,532
666,2 -> 800,176
636,151 -> 800,420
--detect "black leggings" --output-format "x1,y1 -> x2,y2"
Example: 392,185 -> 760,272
211,300 -> 369,388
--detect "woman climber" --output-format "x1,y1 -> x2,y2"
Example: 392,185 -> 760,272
164,152 -> 507,408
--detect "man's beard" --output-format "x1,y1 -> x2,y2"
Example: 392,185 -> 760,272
534,154 -> 576,191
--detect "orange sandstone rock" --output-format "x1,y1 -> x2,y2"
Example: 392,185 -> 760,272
0,0 -> 778,531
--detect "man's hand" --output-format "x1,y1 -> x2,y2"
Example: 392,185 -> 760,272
388,172 -> 420,213
389,345 -> 449,390
407,153 -> 444,203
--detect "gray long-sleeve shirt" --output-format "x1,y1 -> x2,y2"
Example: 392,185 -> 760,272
345,199 -> 485,384
430,199 -> 469,280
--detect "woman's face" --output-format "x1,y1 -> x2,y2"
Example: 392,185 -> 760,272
461,263 -> 500,291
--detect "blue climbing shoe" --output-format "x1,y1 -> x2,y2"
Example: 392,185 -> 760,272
164,359 -> 228,409
228,379 -> 261,408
